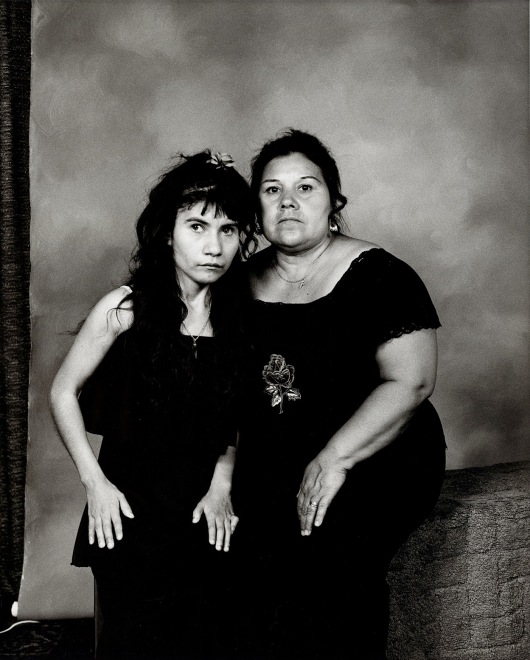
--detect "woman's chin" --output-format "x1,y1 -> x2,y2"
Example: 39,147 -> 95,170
267,228 -> 306,248
195,269 -> 227,285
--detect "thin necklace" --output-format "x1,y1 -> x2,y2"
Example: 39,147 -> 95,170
273,235 -> 335,291
181,300 -> 212,359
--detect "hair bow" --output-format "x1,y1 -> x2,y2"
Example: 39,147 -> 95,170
207,152 -> 235,169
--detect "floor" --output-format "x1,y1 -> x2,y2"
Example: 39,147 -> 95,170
0,618 -> 94,659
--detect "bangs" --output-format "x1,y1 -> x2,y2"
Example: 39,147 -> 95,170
179,183 -> 246,227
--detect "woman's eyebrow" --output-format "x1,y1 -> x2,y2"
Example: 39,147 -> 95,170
300,175 -> 322,182
184,216 -> 209,223
261,175 -> 322,184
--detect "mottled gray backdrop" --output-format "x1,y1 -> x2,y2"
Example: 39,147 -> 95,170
20,0 -> 528,618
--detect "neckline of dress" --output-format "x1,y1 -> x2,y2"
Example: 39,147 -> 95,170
253,247 -> 384,307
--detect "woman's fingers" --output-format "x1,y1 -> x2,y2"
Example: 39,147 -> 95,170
207,515 -> 217,546
89,494 -> 131,549
313,497 -> 330,528
300,496 -> 330,534
223,518 -> 231,552
118,493 -> 134,519
297,463 -> 347,535
94,516 -> 106,548
302,498 -> 318,535
196,494 -> 238,550
203,509 -> 238,551
110,506 -> 123,542
103,517 -> 115,549
192,501 -> 204,524
297,494 -> 318,535
215,517 -> 226,551
88,516 -> 95,545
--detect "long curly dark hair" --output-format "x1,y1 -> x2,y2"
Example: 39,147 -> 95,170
120,151 -> 254,408
243,128 -> 348,254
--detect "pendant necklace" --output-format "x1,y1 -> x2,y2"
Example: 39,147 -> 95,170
273,235 -> 335,291
181,300 -> 212,359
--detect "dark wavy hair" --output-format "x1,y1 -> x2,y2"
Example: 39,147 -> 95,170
120,151 -> 253,407
243,129 -> 348,254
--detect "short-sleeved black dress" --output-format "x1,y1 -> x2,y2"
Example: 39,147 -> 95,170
231,248 -> 446,660
73,329 -> 237,658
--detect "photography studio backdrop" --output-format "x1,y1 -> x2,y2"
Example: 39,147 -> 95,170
19,0 -> 528,618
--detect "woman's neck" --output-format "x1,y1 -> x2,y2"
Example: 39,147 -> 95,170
273,234 -> 335,276
181,285 -> 211,312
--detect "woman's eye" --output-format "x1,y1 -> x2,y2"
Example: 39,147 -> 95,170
221,225 -> 237,236
299,184 -> 313,192
263,186 -> 280,195
190,223 -> 204,232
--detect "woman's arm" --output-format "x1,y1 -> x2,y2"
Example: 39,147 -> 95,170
192,444 -> 239,551
49,288 -> 134,549
297,328 -> 438,535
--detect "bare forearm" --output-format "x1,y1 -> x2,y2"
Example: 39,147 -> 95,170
208,444 -> 236,494
49,387 -> 104,486
324,381 -> 428,469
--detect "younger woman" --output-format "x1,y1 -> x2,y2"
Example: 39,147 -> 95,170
50,151 -> 252,659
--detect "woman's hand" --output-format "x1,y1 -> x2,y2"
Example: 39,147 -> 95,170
297,450 -> 348,536
85,476 -> 134,549
192,491 -> 239,552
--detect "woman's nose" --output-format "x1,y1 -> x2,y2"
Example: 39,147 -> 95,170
204,233 -> 222,255
280,190 -> 299,209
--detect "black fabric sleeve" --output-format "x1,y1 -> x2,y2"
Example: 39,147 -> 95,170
371,253 -> 441,345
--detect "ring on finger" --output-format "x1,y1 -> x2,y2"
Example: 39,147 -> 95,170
309,501 -> 318,509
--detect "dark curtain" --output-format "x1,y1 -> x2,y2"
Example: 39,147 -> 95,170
0,0 -> 31,607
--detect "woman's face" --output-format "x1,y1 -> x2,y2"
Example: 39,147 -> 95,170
169,202 -> 240,291
258,152 -> 332,252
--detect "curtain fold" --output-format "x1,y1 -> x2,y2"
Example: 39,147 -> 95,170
0,0 -> 32,604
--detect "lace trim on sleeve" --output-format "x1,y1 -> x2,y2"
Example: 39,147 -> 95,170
380,320 -> 441,343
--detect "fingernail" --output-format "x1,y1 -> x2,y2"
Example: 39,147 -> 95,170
117,533 -> 123,540
108,542 -> 114,549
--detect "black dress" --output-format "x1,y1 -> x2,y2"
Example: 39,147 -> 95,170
72,330 -> 237,659
231,248 -> 446,660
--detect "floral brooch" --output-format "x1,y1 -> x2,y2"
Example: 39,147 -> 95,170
207,152 -> 234,169
262,354 -> 301,414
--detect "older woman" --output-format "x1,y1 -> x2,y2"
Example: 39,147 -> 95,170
232,130 -> 446,659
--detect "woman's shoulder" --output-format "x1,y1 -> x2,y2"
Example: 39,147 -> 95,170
335,236 -> 421,274
336,235 -> 381,263
323,235 -> 382,285
89,286 -> 134,336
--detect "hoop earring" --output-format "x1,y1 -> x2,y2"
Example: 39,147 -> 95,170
329,219 -> 339,233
